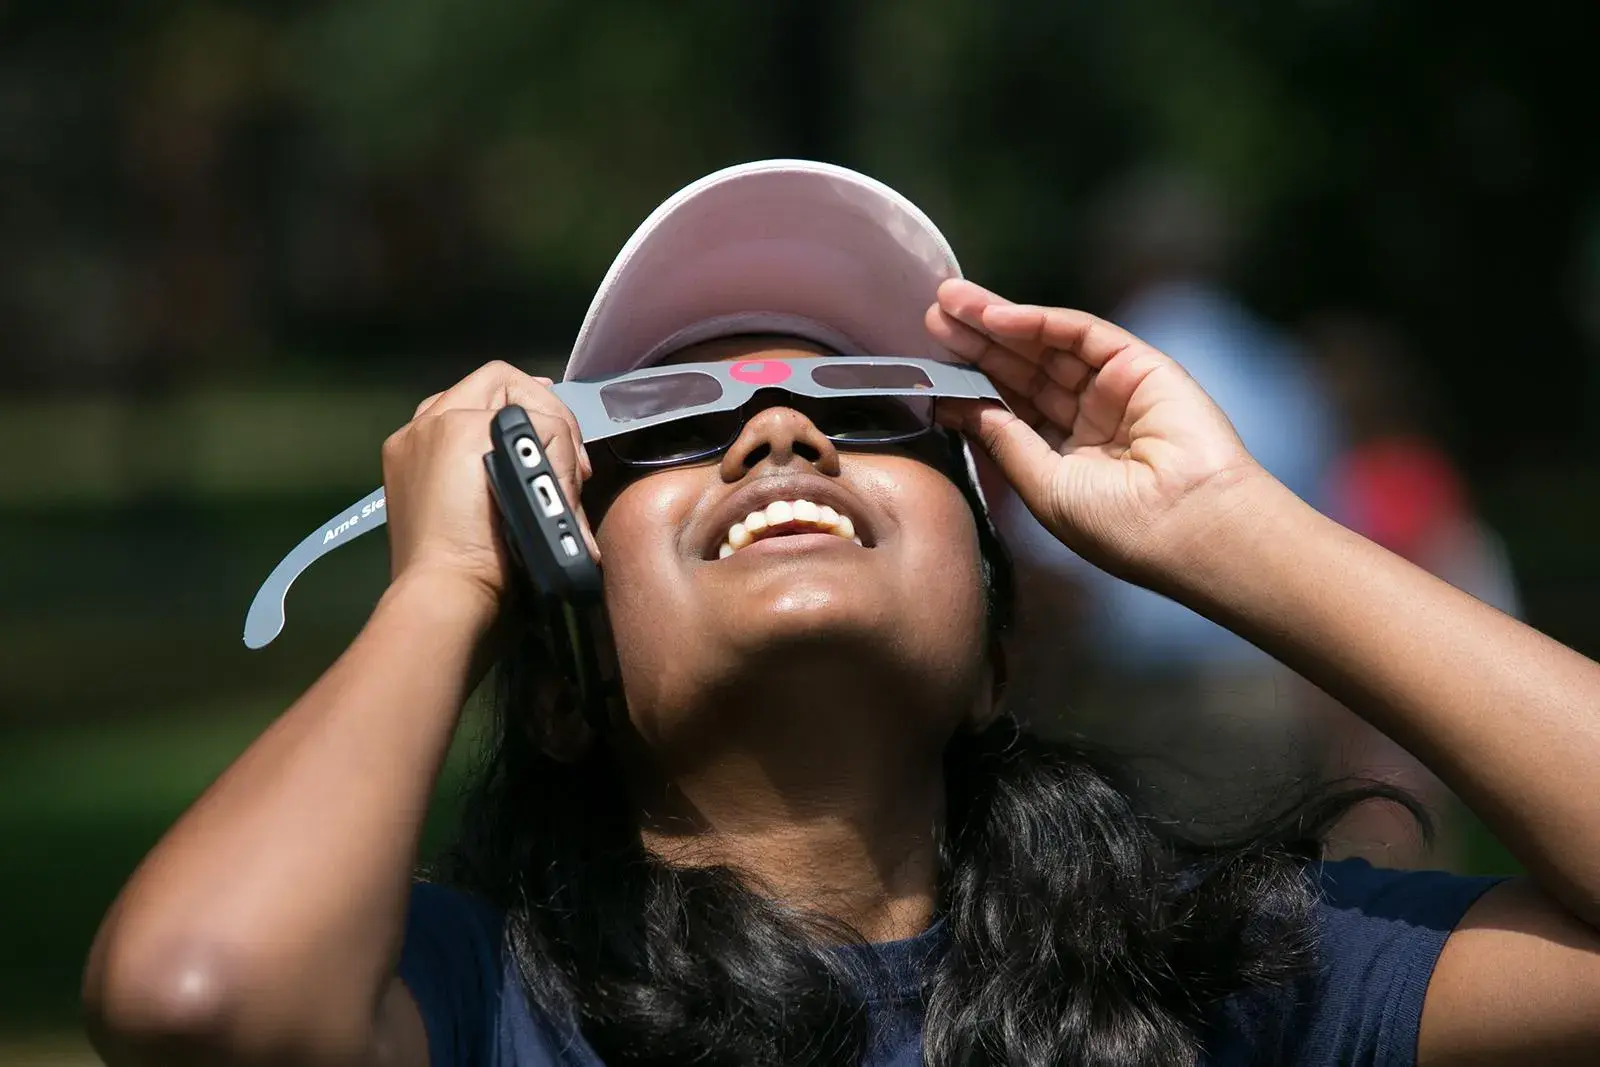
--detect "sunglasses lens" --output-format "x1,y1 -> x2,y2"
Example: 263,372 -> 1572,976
810,362 -> 935,391
807,395 -> 934,441
599,371 -> 724,423
608,411 -> 742,465
600,362 -> 944,465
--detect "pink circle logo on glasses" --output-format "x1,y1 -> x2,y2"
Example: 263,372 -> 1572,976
728,360 -> 793,386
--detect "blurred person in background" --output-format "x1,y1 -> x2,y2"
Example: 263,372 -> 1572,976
1017,167 -> 1341,821
81,161 -> 1600,1067
1306,312 -> 1520,868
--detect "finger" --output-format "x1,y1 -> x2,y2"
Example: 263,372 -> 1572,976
992,382 -> 1052,433
426,360 -> 552,415
927,305 -> 1052,396
938,398 -> 1060,518
1071,348 -> 1173,448
926,306 -> 1035,378
980,304 -> 1146,372
929,305 -> 1084,435
516,391 -> 592,481
487,371 -> 590,480
937,390 -> 1025,431
1024,380 -> 1081,435
413,391 -> 446,419
935,278 -> 1019,338
427,362 -> 591,477
930,294 -> 1096,398
411,365 -> 549,419
925,302 -> 993,360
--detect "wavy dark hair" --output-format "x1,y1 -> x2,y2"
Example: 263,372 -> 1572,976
442,435 -> 1421,1067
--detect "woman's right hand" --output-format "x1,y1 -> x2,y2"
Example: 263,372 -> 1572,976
381,360 -> 596,610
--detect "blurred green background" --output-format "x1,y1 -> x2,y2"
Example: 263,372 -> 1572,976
4,2 -> 1599,1061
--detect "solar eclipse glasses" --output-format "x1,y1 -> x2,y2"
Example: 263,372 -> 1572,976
242,355 -> 1001,649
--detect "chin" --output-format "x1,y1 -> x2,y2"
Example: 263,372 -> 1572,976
725,580 -> 894,643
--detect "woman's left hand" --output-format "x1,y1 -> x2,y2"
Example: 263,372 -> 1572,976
926,278 -> 1275,585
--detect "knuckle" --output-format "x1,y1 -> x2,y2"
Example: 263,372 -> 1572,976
527,403 -> 578,442
381,427 -> 407,460
514,382 -> 564,415
482,358 -> 517,377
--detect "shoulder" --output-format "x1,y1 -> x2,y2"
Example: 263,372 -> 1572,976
398,881 -> 600,1067
402,880 -> 508,1000
398,881 -> 508,1067
1314,856 -> 1506,926
1205,858 -> 1506,1067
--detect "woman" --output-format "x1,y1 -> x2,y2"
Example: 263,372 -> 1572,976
84,161 -> 1600,1066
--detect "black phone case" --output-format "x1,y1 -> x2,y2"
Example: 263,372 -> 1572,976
484,405 -> 602,603
485,405 -> 611,727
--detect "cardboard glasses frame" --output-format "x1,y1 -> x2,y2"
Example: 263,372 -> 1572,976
242,354 -> 1001,649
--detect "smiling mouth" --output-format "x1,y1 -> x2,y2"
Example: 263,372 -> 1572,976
716,498 -> 863,559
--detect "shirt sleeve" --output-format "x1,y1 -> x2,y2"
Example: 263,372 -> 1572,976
1289,858 -> 1506,1067
398,880 -> 505,1067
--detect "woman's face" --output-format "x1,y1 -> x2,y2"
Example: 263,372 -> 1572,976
586,336 -> 991,767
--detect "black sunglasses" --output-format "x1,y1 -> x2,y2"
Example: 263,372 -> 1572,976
607,391 -> 938,468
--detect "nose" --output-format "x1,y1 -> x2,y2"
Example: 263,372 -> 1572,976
719,401 -> 841,480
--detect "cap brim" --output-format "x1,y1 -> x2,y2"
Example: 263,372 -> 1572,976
565,159 -> 961,380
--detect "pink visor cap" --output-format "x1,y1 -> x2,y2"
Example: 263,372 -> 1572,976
564,159 -> 961,381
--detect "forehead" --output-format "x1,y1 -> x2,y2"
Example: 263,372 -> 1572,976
658,333 -> 836,367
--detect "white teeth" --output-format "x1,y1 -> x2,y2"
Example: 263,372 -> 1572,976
717,498 -> 864,558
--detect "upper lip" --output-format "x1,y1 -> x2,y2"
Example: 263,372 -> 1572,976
698,473 -> 877,560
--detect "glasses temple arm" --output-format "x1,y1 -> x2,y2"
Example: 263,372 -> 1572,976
243,486 -> 388,649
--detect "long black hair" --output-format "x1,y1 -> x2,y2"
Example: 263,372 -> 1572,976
442,435 -> 1421,1067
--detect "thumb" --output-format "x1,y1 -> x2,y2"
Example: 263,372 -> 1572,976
938,399 -> 1059,520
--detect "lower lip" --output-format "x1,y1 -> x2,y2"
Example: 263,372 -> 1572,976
718,532 -> 862,559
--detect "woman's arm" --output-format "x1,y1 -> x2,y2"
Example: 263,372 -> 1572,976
1163,468 -> 1600,1066
928,279 -> 1600,1064
84,570 -> 491,1067
1166,471 -> 1600,926
85,362 -> 591,1067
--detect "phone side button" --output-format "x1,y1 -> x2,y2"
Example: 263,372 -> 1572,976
560,534 -> 581,558
532,474 -> 564,517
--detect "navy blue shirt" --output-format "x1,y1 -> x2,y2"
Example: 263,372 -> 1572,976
399,860 -> 1502,1066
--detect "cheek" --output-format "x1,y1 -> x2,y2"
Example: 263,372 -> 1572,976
904,519 -> 989,654
593,475 -> 700,651
854,459 -> 990,638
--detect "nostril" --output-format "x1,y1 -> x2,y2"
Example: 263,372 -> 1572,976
793,440 -> 822,462
741,443 -> 772,469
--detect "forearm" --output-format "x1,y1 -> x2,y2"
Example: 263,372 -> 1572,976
86,568 -> 495,1059
1169,472 -> 1600,924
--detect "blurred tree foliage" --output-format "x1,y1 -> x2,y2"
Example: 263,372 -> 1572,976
1,0 -> 1597,463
